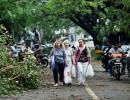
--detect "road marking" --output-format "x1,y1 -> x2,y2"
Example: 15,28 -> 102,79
85,83 -> 100,100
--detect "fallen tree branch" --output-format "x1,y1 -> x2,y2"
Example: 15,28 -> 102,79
0,65 -> 15,74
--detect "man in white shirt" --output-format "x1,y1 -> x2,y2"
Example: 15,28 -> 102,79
109,45 -> 123,54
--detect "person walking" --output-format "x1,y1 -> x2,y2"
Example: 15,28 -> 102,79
75,39 -> 91,85
49,40 -> 66,86
63,40 -> 75,84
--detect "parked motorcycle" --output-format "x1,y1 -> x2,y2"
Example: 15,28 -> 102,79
38,54 -> 49,68
34,50 -> 48,68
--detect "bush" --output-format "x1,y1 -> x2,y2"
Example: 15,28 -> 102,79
91,49 -> 102,61
0,78 -> 21,95
0,58 -> 41,95
0,25 -> 41,95
0,54 -> 41,95
13,56 -> 40,89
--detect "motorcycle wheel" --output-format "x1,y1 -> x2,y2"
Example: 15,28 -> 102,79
115,72 -> 121,80
112,66 -> 120,80
41,58 -> 48,68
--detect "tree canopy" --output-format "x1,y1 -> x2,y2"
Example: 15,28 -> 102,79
0,0 -> 130,44
45,0 -> 130,44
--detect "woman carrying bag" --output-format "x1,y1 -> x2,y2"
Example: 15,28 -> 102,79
75,39 -> 91,86
49,40 -> 66,87
63,40 -> 76,85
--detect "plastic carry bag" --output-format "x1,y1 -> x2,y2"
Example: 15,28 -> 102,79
50,56 -> 55,70
86,64 -> 94,77
71,65 -> 76,78
64,67 -> 72,84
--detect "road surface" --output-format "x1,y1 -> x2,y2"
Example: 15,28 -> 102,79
0,61 -> 130,100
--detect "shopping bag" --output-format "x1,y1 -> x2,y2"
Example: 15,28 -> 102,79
64,67 -> 72,84
71,65 -> 76,78
86,64 -> 94,77
50,56 -> 55,70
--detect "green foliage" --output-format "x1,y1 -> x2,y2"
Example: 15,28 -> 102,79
13,56 -> 40,89
45,0 -> 130,43
0,0 -> 45,34
91,49 -> 102,61
0,78 -> 20,95
97,0 -> 130,41
0,0 -> 73,42
46,0 -> 103,17
0,49 -> 41,95
1,0 -> 130,43
0,25 -> 41,95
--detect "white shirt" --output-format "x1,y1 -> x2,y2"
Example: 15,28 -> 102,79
64,47 -> 73,63
109,48 -> 123,54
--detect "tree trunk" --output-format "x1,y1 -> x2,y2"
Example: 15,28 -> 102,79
70,13 -> 101,46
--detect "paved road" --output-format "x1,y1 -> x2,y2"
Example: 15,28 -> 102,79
87,62 -> 130,100
0,61 -> 130,100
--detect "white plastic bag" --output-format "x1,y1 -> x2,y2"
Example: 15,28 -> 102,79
50,56 -> 55,70
64,67 -> 72,84
86,64 -> 94,77
71,65 -> 76,78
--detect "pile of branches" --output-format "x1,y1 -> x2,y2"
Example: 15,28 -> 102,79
0,25 -> 41,95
